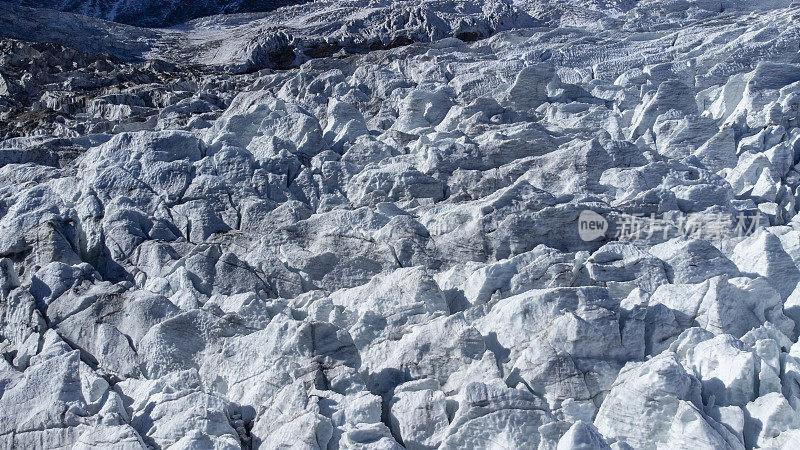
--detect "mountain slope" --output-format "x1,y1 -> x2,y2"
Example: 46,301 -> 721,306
16,0 -> 310,27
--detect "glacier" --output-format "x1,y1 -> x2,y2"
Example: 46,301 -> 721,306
2,0 -> 800,448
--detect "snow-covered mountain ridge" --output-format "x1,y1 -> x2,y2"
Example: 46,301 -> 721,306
16,0 -> 309,27
3,0 -> 800,448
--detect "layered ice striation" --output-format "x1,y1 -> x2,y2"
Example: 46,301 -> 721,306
2,0 -> 800,448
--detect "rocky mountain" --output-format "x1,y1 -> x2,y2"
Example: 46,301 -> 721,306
2,0 -> 800,448
16,0 -> 309,27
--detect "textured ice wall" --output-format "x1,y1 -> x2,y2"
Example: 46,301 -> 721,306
2,0 -> 800,448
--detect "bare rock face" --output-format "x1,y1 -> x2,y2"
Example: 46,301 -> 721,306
4,0 -> 800,448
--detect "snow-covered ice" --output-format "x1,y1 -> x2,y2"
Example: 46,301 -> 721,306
2,0 -> 800,448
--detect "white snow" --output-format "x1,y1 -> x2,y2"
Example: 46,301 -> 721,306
2,0 -> 800,448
